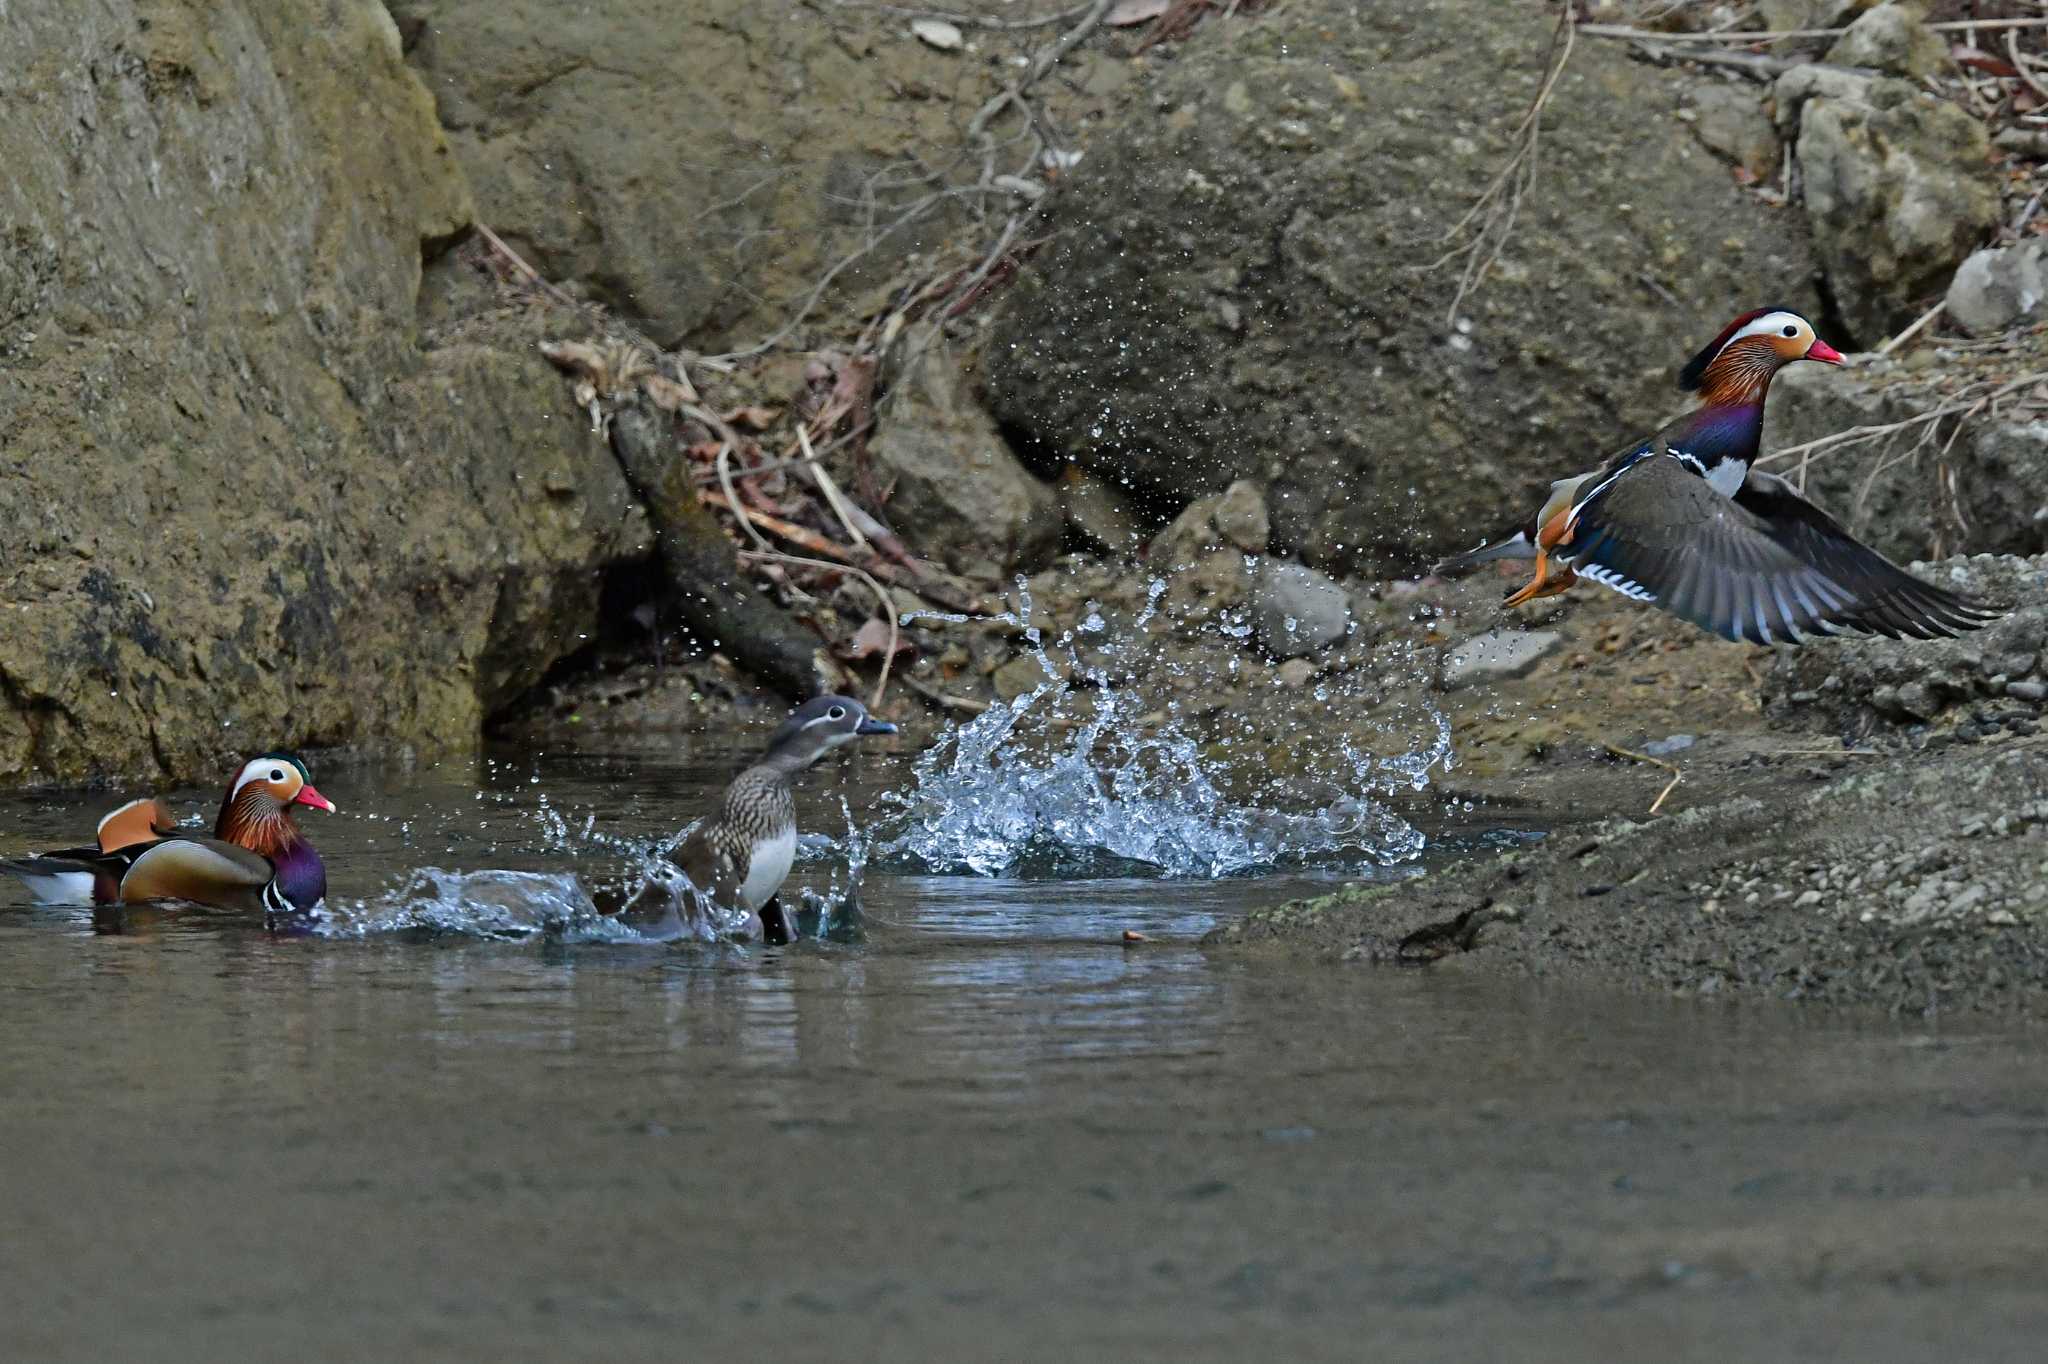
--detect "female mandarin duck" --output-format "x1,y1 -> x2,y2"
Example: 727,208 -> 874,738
618,695 -> 895,943
1436,307 -> 2000,643
1,753 -> 335,914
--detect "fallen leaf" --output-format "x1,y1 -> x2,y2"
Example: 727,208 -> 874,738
1106,0 -> 1171,24
722,404 -> 782,430
839,616 -> 913,662
1953,45 -> 2021,79
910,18 -> 962,50
540,339 -> 608,385
643,372 -> 692,413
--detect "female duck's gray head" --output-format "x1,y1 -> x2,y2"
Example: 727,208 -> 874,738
762,694 -> 896,768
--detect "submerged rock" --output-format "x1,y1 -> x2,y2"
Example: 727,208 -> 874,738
984,0 -> 1817,575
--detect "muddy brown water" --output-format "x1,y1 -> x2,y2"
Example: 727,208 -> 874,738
3,746 -> 2046,1362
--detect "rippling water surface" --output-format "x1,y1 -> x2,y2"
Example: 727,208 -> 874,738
3,743 -> 2047,1362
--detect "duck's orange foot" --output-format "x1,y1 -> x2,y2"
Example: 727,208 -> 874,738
1503,565 -> 1578,608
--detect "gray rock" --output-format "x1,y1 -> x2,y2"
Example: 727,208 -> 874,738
1769,554 -> 2048,732
1253,562 -> 1352,659
1689,85 -> 1778,181
1212,480 -> 1271,555
1765,363 -> 2048,563
1757,0 -> 1878,30
1826,3 -> 1948,80
1441,629 -> 1563,691
1644,733 -> 1698,757
1778,66 -> 2000,342
992,652 -> 1062,703
984,2 -> 1818,575
864,329 -> 1060,576
1059,468 -> 1144,558
1945,243 -> 2048,337
1149,492 -> 1231,572
2009,680 -> 2048,702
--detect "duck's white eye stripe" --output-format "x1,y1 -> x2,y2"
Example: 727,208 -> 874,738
1730,311 -> 1805,344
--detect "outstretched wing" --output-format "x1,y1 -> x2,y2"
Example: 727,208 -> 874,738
1562,454 -> 1975,644
1733,472 -> 2002,639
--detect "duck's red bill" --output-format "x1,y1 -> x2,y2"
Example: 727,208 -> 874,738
294,785 -> 337,814
1808,339 -> 1845,365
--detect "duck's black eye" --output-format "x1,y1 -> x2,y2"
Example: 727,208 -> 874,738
1782,325 -> 1798,337
827,706 -> 847,721
269,769 -> 285,782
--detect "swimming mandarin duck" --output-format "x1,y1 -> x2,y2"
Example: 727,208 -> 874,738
1435,307 -> 2000,643
618,695 -> 895,943
0,753 -> 335,914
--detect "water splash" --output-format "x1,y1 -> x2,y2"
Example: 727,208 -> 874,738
301,799 -> 874,944
876,577 -> 1450,878
299,860 -> 749,944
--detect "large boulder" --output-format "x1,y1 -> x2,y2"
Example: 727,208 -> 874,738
982,0 -> 1819,576
1764,357 -> 2048,565
1775,66 -> 2000,343
393,1 -> 1005,350
1766,553 -> 2047,735
0,1 -> 643,783
863,333 -> 1060,578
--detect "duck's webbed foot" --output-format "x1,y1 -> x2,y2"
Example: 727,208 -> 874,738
1503,562 -> 1579,607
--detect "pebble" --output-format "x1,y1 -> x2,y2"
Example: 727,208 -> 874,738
1950,884 -> 1990,915
2007,680 -> 2047,702
1644,733 -> 1696,758
910,18 -> 964,49
1442,628 -> 1563,690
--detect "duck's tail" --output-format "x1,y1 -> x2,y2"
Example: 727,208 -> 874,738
1432,529 -> 1535,578
0,855 -> 104,905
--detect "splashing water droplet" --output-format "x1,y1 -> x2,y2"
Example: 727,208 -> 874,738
877,578 -> 1450,877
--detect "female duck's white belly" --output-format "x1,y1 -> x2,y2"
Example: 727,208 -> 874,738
738,827 -> 796,911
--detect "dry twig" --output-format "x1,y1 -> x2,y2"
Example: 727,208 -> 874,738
737,548 -> 901,709
1759,369 -> 2048,495
1423,8 -> 1577,323
1603,743 -> 1683,816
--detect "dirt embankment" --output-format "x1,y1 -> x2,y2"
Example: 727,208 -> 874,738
1212,553 -> 2048,1019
